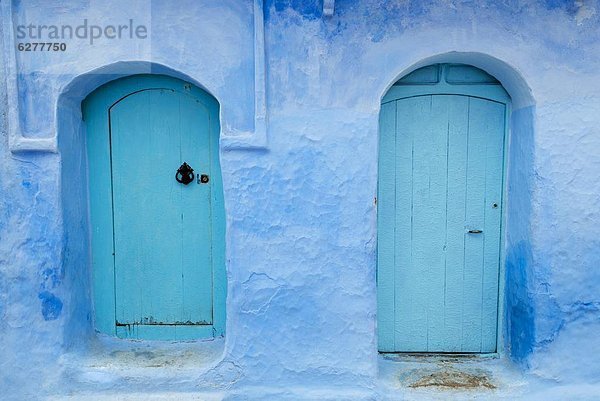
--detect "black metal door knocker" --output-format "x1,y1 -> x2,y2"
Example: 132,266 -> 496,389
175,162 -> 195,185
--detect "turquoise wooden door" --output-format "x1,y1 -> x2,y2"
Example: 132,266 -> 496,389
378,64 -> 509,353
84,75 -> 226,340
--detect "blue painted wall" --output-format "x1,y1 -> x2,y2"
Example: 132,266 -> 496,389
1,0 -> 600,399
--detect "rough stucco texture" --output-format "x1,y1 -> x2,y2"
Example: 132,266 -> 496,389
1,0 -> 600,400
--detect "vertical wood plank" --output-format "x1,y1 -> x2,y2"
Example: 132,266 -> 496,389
442,95 -> 470,352
84,93 -> 116,336
394,96 -> 428,351
423,95 -> 450,351
208,97 -> 227,337
461,97 -> 488,352
179,97 -> 213,323
480,101 -> 506,352
377,101 -> 397,352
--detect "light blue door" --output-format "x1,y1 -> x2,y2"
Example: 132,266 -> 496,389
378,64 -> 509,353
84,75 -> 225,340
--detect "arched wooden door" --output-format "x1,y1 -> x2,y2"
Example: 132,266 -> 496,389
83,75 -> 225,340
377,64 -> 509,353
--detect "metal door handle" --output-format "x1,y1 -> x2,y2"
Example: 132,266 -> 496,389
175,162 -> 195,185
468,229 -> 483,234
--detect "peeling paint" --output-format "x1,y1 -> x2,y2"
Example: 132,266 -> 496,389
409,369 -> 496,390
38,291 -> 63,321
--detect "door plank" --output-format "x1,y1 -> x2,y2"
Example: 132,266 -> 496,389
461,97 -> 492,352
179,97 -> 213,324
377,101 -> 397,352
479,100 -> 506,353
394,96 -> 429,351
84,93 -> 117,336
442,95 -> 470,352
422,95 -> 450,351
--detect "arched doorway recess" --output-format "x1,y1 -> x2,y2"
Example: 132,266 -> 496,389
378,63 -> 510,353
83,74 -> 226,340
